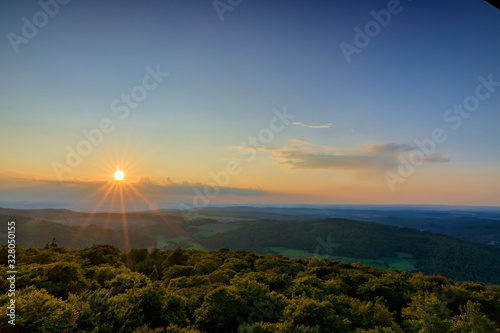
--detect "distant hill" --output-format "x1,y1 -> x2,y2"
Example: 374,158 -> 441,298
3,206 -> 499,244
0,208 -> 83,220
198,218 -> 500,284
0,212 -> 186,250
183,206 -> 500,245
2,207 -> 500,284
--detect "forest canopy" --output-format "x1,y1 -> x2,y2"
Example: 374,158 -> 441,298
1,244 -> 499,332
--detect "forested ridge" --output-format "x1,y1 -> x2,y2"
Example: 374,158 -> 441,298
4,212 -> 500,285
1,244 -> 500,332
198,218 -> 500,284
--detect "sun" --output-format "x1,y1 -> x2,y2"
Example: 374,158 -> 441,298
114,170 -> 125,181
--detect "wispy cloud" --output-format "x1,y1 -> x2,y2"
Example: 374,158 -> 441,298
229,140 -> 450,173
233,145 -> 279,152
424,154 -> 451,164
276,151 -> 394,170
265,141 -> 451,171
364,143 -> 416,153
289,138 -> 314,145
138,176 -> 264,196
292,122 -> 332,129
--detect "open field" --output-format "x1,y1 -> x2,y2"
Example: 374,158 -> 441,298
156,235 -> 189,249
268,247 -> 418,272
267,247 -> 331,259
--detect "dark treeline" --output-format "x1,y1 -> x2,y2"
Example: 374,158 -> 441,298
5,214 -> 500,285
0,214 -> 183,250
198,219 -> 500,284
1,244 -> 499,332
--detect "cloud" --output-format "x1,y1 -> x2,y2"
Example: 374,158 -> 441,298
289,138 -> 313,146
364,143 -> 416,153
292,122 -> 332,129
233,145 -> 279,152
271,142 -> 451,171
228,140 -> 450,173
276,151 -> 395,170
136,176 -> 265,197
424,154 -> 451,164
364,143 -> 451,164
0,176 -> 266,210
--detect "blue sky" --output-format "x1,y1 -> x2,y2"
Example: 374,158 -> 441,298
0,0 -> 499,209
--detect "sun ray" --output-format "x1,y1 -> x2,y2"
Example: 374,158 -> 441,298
66,182 -> 117,249
67,144 -> 184,251
118,183 -> 131,252
126,182 -> 188,238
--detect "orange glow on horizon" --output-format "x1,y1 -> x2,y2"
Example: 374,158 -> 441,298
63,160 -> 189,251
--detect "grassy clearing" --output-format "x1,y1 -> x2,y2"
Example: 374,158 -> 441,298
156,234 -> 206,251
156,235 -> 169,248
379,257 -> 417,271
396,252 -> 414,259
268,247 -> 418,272
268,247 -> 330,260
187,243 -> 207,250
156,235 -> 190,248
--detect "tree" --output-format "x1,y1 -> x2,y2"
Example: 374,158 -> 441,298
163,248 -> 189,268
449,301 -> 498,332
162,265 -> 197,285
150,265 -> 159,281
282,296 -> 350,333
43,261 -> 88,298
80,244 -> 123,266
0,286 -> 77,332
194,286 -> 247,332
402,292 -> 451,333
44,237 -> 58,249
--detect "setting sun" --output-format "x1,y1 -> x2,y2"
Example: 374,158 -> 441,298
114,170 -> 125,181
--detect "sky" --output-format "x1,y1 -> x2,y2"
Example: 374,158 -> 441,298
0,0 -> 499,211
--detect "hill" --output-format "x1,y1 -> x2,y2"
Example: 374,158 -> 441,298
185,206 -> 500,245
0,213 -> 185,250
197,218 -> 500,284
3,209 -> 500,284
